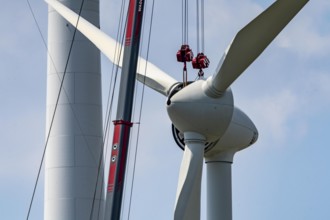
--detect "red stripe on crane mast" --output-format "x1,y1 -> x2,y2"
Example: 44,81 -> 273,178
125,0 -> 136,46
107,120 -> 132,192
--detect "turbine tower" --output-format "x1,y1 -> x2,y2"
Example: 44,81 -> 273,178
45,0 -> 104,219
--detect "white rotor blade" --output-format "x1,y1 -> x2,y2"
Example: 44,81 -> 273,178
207,0 -> 309,96
174,132 -> 205,220
45,0 -> 178,96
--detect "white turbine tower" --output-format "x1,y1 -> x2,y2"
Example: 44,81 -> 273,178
45,0 -> 104,219
45,0 -> 309,219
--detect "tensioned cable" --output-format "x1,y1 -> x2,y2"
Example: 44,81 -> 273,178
27,0 -> 110,173
127,0 -> 156,218
25,0 -> 130,219
25,0 -> 87,219
26,1 -> 103,164
196,0 -> 200,52
182,0 -> 184,44
102,0 -> 129,140
130,0 -> 153,140
186,0 -> 189,43
201,0 -> 205,52
90,0 -> 129,219
123,2 -> 147,217
119,0 -> 145,216
182,0 -> 189,44
25,2 -> 48,218
122,7 -> 145,217
196,0 -> 205,53
26,0 -> 47,52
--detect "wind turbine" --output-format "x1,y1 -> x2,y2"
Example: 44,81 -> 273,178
45,0 -> 309,219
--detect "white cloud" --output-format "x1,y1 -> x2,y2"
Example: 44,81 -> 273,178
276,1 -> 330,57
205,0 -> 263,45
298,71 -> 330,110
277,23 -> 330,57
249,89 -> 299,144
313,72 -> 330,97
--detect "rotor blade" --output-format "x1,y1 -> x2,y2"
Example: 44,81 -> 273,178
206,0 -> 309,96
174,132 -> 205,220
45,0 -> 178,96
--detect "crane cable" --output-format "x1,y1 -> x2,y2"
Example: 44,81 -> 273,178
89,0 -> 130,219
182,0 -> 189,44
196,0 -> 205,53
127,0 -> 156,218
183,0 -> 188,85
177,0 -> 193,86
201,0 -> 205,53
89,0 -> 133,219
90,0 -> 152,218
25,0 -> 129,219
25,0 -> 88,219
194,0 -> 209,78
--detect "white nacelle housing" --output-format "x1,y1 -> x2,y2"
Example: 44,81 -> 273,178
205,107 -> 258,162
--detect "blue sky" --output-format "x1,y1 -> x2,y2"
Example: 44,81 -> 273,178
1,0 -> 330,219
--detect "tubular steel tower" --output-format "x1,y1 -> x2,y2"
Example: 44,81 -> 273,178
45,0 -> 104,219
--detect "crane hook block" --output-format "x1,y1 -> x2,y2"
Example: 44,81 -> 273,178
192,53 -> 210,69
177,44 -> 194,63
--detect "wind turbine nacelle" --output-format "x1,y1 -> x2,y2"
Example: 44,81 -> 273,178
166,80 -> 234,142
205,107 -> 258,162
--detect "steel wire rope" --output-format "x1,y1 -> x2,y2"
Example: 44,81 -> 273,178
25,0 -> 131,219
180,0 -> 190,86
25,0 -> 89,219
196,0 -> 200,52
196,0 -> 205,53
201,0 -> 205,52
89,0 -> 129,219
102,0 -> 129,145
127,0 -> 156,218
103,2 -> 156,218
94,0 -> 146,216
186,0 -> 189,43
122,0 -> 148,217
26,0 -> 105,174
119,0 -> 147,216
26,0 -> 108,174
181,0 -> 184,44
182,0 -> 189,44
27,1 -> 130,219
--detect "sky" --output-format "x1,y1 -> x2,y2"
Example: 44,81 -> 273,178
1,0 -> 330,219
